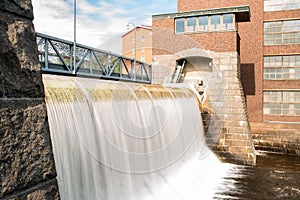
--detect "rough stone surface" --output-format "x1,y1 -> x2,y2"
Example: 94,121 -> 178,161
3,179 -> 59,200
0,0 -> 34,20
0,6 -> 44,98
0,100 -> 57,197
0,0 -> 60,199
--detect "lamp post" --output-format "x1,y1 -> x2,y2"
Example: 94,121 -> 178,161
127,22 -> 136,81
73,0 -> 77,74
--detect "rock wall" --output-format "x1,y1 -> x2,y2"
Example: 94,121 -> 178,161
0,0 -> 60,199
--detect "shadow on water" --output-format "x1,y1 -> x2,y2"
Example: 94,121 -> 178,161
217,153 -> 300,200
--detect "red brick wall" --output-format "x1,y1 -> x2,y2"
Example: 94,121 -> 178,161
264,80 -> 300,90
187,31 -> 238,52
152,18 -> 174,30
152,19 -> 238,54
264,9 -> 300,21
264,45 -> 300,55
178,0 -> 251,12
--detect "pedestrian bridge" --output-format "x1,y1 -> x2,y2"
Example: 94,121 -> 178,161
37,33 -> 152,84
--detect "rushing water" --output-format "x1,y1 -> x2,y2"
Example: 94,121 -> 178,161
43,75 -> 300,200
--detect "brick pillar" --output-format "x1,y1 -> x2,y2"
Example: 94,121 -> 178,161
0,0 -> 60,199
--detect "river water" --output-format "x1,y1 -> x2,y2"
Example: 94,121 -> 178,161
216,152 -> 300,200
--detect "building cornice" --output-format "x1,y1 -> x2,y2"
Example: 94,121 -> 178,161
152,5 -> 250,22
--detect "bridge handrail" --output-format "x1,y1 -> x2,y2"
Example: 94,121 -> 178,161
36,32 -> 152,84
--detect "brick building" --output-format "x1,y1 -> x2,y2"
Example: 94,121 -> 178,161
152,0 -> 300,160
122,25 -> 152,64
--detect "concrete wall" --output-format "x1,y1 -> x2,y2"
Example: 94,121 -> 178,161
0,0 -> 60,199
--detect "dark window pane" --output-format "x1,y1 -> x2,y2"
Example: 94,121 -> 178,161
175,18 -> 185,33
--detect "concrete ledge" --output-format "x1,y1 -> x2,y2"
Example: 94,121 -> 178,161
251,122 -> 300,156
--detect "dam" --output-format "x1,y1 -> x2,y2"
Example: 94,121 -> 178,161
43,74 -> 230,199
2,0 -> 300,199
42,75 -> 300,200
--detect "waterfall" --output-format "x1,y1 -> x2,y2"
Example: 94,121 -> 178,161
43,75 -> 235,200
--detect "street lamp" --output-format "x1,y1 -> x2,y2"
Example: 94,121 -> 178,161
73,0 -> 77,74
127,22 -> 136,81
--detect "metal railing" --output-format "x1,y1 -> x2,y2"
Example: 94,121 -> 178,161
36,33 -> 152,83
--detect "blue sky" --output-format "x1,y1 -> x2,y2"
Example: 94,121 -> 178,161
32,0 -> 177,51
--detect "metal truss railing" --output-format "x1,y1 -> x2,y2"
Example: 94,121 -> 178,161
36,33 -> 152,84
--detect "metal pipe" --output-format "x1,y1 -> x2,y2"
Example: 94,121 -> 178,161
73,0 -> 77,73
127,22 -> 136,81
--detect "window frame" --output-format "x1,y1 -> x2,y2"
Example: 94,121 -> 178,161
175,13 -> 235,34
264,55 -> 300,80
175,18 -> 185,34
264,0 -> 300,12
264,90 -> 300,116
264,20 -> 300,45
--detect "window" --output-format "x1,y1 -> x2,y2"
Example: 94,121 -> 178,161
132,38 -> 135,44
264,20 -> 300,45
175,18 -> 185,33
132,48 -> 135,53
223,14 -> 234,30
264,91 -> 300,115
284,0 -> 300,9
186,17 -> 197,32
264,0 -> 300,11
210,15 -> 221,31
141,46 -> 144,52
264,0 -> 283,11
264,55 -> 300,80
175,14 -> 235,34
198,16 -> 208,31
141,56 -> 145,62
141,36 -> 145,42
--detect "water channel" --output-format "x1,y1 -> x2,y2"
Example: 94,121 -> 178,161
43,75 -> 300,200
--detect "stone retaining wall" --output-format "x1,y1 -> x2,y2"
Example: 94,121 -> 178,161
0,0 -> 60,199
203,51 -> 256,165
251,122 -> 300,156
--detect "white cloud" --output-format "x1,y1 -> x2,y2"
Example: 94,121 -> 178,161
32,0 -> 176,52
78,1 -> 101,14
32,0 -> 133,51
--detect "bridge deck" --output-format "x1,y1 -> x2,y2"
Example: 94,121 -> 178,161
37,33 -> 152,84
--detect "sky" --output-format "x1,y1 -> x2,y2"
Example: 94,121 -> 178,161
32,0 -> 177,53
